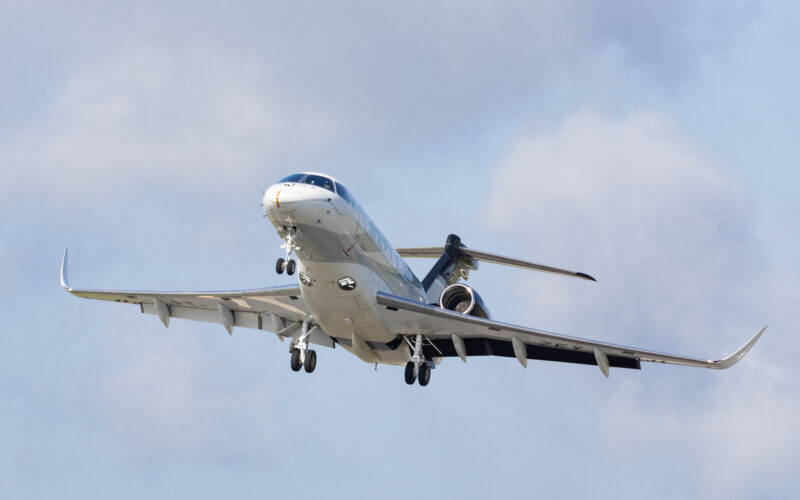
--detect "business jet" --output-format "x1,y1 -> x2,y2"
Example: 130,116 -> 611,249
61,172 -> 765,386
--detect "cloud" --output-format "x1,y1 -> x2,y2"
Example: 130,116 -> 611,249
600,373 -> 800,499
102,321 -> 276,455
0,48 -> 345,202
481,111 -> 798,497
483,111 -> 759,342
0,1 -> 751,203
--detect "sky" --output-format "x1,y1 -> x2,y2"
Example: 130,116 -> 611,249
1,1 -> 799,498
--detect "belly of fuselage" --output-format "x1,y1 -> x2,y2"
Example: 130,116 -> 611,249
301,260 -> 393,339
266,197 -> 405,344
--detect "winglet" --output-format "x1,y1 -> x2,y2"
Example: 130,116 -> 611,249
710,325 -> 767,369
60,248 -> 72,292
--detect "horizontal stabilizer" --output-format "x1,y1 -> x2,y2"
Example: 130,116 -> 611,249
397,246 -> 596,281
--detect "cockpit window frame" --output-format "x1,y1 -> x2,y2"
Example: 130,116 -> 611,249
278,173 -> 306,183
277,173 -> 347,198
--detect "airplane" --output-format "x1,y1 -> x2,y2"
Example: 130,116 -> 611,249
61,172 -> 766,386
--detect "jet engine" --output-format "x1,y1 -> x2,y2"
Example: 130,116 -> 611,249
439,283 -> 491,319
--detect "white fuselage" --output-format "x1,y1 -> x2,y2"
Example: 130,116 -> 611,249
263,175 -> 426,364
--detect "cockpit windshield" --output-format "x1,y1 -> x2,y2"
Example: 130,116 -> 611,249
303,174 -> 335,192
278,173 -> 336,193
278,173 -> 305,183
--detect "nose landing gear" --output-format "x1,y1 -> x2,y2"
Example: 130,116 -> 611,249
276,258 -> 296,275
276,227 -> 298,275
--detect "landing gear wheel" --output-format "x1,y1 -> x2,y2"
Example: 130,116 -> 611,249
276,258 -> 286,274
418,362 -> 431,386
404,361 -> 416,385
304,349 -> 316,373
290,348 -> 302,371
286,259 -> 296,276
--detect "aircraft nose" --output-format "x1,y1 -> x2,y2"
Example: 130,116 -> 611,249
263,182 -> 328,214
264,184 -> 302,210
263,184 -> 279,212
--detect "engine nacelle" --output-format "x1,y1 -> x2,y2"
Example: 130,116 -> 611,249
439,283 -> 491,319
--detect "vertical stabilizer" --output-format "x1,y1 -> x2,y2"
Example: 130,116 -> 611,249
420,234 -> 477,302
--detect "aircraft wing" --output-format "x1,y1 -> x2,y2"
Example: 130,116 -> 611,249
375,291 -> 765,376
60,250 -> 332,346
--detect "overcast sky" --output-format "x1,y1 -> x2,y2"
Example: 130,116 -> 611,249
2,1 -> 799,499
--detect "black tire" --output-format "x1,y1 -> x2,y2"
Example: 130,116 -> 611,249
286,259 -> 296,276
304,349 -> 317,373
418,362 -> 431,386
276,258 -> 286,274
290,348 -> 302,371
404,361 -> 416,385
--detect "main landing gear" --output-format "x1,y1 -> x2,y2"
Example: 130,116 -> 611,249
276,227 -> 298,276
290,320 -> 316,374
404,333 -> 431,387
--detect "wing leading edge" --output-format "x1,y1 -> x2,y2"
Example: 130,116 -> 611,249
375,291 -> 765,375
60,249 -> 331,346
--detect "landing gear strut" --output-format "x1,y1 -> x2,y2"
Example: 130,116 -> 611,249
289,320 -> 316,374
276,227 -> 298,275
404,333 -> 431,386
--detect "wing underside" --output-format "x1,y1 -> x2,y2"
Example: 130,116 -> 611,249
375,291 -> 765,374
421,335 -> 641,369
60,250 -> 333,347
